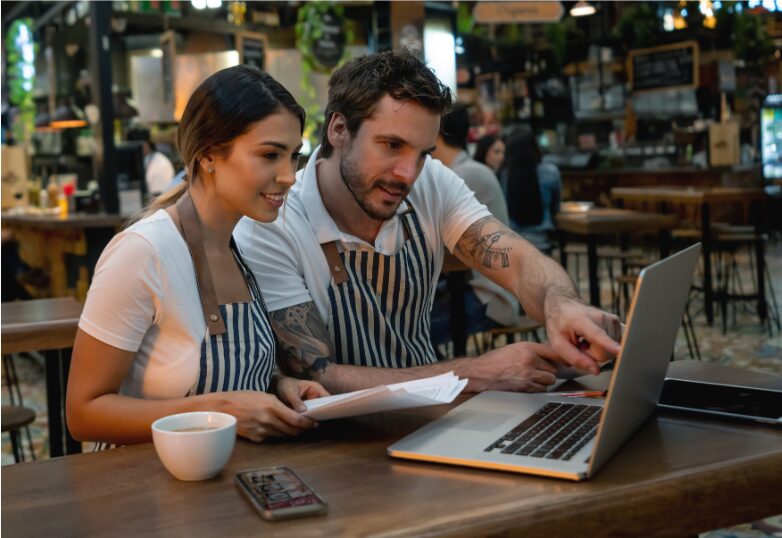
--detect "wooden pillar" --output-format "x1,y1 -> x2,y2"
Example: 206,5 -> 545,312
88,1 -> 119,214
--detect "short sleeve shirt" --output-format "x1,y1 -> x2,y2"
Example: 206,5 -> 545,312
234,147 -> 491,324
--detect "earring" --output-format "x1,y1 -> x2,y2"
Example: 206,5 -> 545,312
207,167 -> 214,174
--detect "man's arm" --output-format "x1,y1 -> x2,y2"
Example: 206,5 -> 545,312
271,301 -> 559,394
453,216 -> 622,374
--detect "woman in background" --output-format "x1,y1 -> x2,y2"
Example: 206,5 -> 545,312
474,134 -> 506,176
67,65 -> 327,446
504,128 -> 562,255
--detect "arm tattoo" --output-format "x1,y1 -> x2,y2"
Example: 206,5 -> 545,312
455,216 -> 514,269
270,302 -> 334,381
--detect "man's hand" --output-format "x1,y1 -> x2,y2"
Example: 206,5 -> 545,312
276,377 -> 330,413
463,342 -> 562,393
544,295 -> 622,375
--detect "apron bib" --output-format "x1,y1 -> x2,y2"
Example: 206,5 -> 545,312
321,206 -> 438,368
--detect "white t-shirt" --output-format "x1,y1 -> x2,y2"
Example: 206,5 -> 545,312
79,210 -> 207,399
145,151 -> 176,195
234,146 -> 491,326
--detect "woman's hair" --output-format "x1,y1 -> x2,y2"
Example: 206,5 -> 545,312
319,49 -> 452,158
127,65 -> 304,225
474,135 -> 500,166
504,129 -> 543,227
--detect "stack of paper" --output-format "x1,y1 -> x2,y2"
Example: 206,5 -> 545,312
301,372 -> 468,421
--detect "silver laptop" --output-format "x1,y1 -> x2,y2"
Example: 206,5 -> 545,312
389,243 -> 701,481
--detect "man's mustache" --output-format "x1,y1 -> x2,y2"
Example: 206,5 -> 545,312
374,180 -> 410,196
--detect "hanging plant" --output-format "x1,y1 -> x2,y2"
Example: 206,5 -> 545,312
5,18 -> 37,145
295,2 -> 354,149
732,9 -> 774,65
612,3 -> 660,51
544,17 -> 580,67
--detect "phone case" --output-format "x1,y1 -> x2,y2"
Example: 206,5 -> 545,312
235,466 -> 328,521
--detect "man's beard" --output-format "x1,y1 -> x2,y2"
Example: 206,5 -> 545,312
338,144 -> 409,221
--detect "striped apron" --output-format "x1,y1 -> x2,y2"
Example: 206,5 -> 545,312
93,193 -> 275,451
320,205 -> 438,368
176,191 -> 276,396
187,245 -> 275,396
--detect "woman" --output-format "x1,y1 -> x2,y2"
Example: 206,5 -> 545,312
66,66 -> 328,446
473,135 -> 506,175
504,129 -> 562,255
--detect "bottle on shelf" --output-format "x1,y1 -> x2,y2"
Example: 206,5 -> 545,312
46,178 -> 59,209
59,183 -> 75,218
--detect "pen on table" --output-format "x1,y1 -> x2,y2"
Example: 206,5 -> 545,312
549,390 -> 607,398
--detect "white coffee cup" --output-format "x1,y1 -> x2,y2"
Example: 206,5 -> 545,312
151,411 -> 237,481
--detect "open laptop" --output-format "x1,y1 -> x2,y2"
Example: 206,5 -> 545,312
389,243 -> 701,481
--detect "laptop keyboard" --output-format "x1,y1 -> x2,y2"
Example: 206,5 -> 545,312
484,402 -> 602,461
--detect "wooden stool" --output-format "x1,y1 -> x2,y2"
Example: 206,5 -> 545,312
2,404 -> 36,462
472,316 -> 543,354
564,243 -> 645,305
713,230 -> 780,335
615,273 -> 701,361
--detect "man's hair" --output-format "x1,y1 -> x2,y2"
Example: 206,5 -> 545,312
320,49 -> 453,158
439,103 -> 470,150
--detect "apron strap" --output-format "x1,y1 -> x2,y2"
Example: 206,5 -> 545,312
175,191 -> 227,335
320,204 -> 419,284
321,241 -> 349,285
398,204 -> 415,242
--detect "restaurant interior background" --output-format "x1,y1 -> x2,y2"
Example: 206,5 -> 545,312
1,3 -> 781,531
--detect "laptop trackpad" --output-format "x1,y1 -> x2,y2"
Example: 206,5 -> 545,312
437,410 -> 515,432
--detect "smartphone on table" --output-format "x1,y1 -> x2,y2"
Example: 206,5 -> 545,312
658,378 -> 782,426
235,466 -> 328,521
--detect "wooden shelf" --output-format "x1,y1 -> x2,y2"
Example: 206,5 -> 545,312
564,61 -> 625,77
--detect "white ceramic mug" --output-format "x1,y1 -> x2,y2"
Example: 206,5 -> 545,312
151,411 -> 237,481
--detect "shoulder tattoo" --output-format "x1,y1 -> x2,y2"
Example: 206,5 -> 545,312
455,216 -> 513,269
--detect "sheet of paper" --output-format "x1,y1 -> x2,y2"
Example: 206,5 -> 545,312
302,372 -> 467,421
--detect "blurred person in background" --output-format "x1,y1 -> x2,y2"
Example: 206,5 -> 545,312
430,104 -> 520,345
474,134 -> 506,176
504,128 -> 562,255
127,127 -> 176,196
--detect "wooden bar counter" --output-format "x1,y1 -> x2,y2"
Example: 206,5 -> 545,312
1,212 -> 127,300
3,362 -> 781,537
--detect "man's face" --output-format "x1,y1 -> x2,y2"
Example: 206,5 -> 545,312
336,96 -> 440,221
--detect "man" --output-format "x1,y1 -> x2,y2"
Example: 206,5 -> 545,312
235,50 -> 621,406
126,127 -> 176,196
430,103 -> 519,343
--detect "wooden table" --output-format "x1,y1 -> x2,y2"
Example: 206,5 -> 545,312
1,212 -> 127,300
555,208 -> 680,307
611,187 -> 766,326
3,361 -> 781,537
2,298 -> 83,457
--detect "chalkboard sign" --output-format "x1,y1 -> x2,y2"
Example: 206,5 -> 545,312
237,32 -> 267,71
312,10 -> 346,69
628,41 -> 699,93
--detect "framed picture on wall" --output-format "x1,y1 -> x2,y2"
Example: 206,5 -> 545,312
236,32 -> 268,70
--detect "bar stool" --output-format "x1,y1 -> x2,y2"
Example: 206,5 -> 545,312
615,273 -> 701,361
2,404 -> 36,462
713,228 -> 780,335
2,354 -> 37,460
472,316 -> 542,354
563,243 -> 646,305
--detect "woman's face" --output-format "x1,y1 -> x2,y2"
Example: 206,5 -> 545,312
485,139 -> 506,173
208,109 -> 302,223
